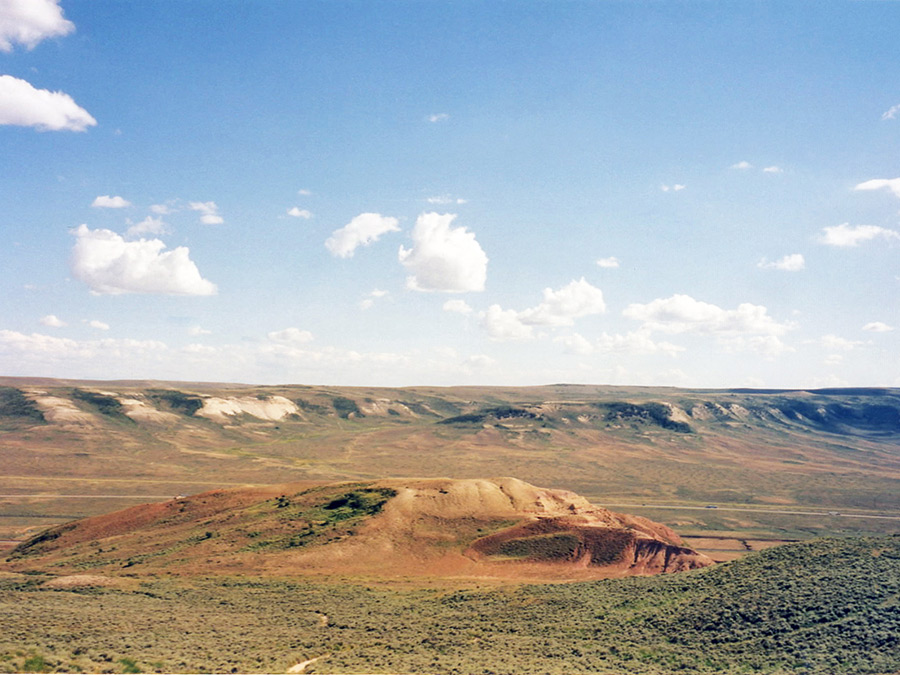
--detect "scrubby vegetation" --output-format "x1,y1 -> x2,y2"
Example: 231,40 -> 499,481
145,389 -> 204,417
768,398 -> 900,435
491,533 -> 581,561
242,486 -> 397,552
601,401 -> 692,433
331,396 -> 362,419
8,524 -> 77,560
439,405 -> 538,425
0,387 -> 44,425
293,398 -> 329,415
0,536 -> 896,674
70,390 -> 133,424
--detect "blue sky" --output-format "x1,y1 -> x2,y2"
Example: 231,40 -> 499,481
1,0 -> 898,387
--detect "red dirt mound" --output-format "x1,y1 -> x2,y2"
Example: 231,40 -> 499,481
4,477 -> 712,580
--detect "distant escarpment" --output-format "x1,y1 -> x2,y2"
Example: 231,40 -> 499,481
3,379 -> 899,524
3,378 -> 898,437
5,478 -> 712,579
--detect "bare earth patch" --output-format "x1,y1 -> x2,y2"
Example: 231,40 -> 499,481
41,574 -> 131,589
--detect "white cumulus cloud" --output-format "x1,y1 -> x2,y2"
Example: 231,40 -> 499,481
39,314 -> 65,328
325,212 -> 400,258
92,195 -> 131,209
189,201 -> 223,225
0,74 -> 96,131
762,166 -> 783,174
87,320 -> 109,331
624,294 -> 792,336
477,279 -> 606,342
818,223 -> 900,247
596,256 -> 620,268
399,212 -> 488,292
731,161 -> 753,169
854,178 -> 900,199
70,225 -> 217,296
481,305 -> 533,341
757,253 -> 805,271
518,278 -> 606,327
0,0 -> 73,52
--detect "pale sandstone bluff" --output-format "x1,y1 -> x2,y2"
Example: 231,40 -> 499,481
195,395 -> 300,421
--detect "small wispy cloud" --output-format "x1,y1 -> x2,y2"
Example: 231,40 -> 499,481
731,162 -> 783,175
126,216 -> 169,238
757,253 -> 805,271
150,202 -> 176,215
661,184 -> 685,192
821,334 -> 865,351
596,256 -> 620,269
39,314 -> 65,328
443,299 -> 473,315
427,113 -> 449,123
189,201 -> 224,225
267,327 -> 314,344
287,207 -> 313,219
855,177 -> 900,199
360,289 -> 389,310
426,195 -> 467,205
325,213 -> 400,258
188,325 -> 212,336
298,189 -> 312,196
882,104 -> 900,121
87,319 -> 109,331
819,223 -> 900,247
862,321 -> 894,333
555,330 -> 684,358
